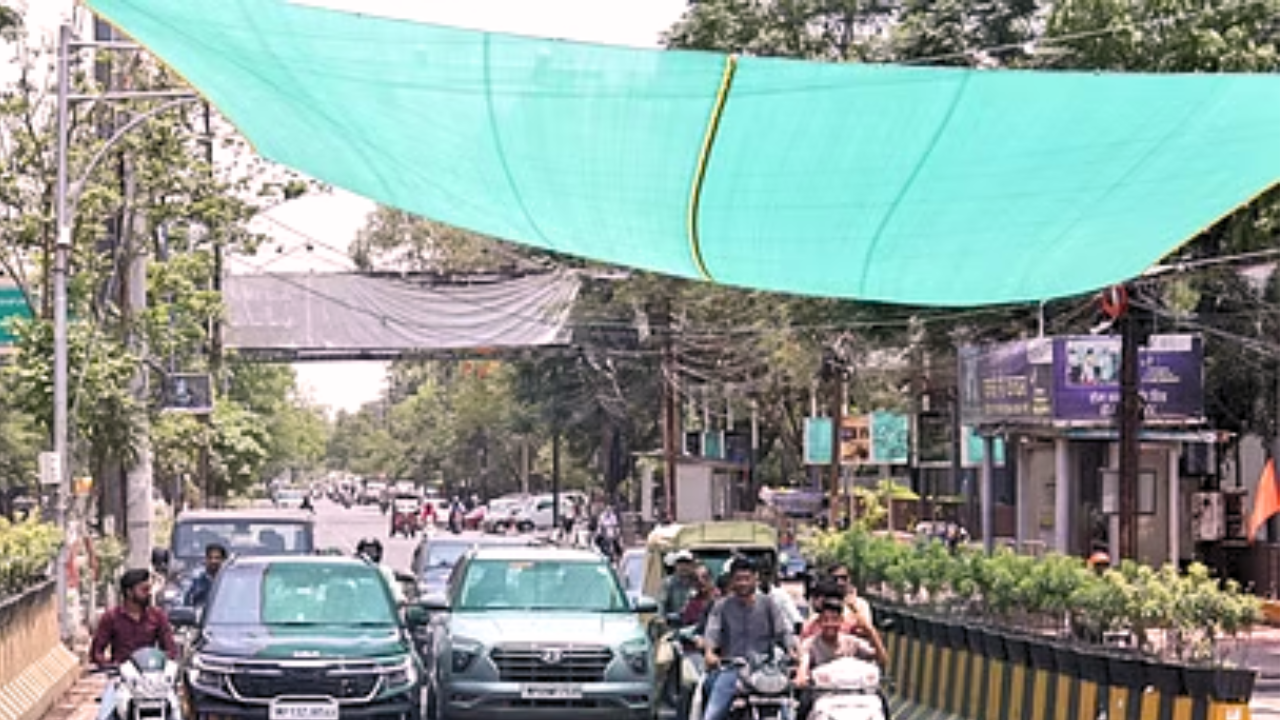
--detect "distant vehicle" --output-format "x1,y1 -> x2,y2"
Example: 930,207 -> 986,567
154,509 -> 315,612
174,556 -> 427,720
273,487 -> 307,509
410,534 -> 539,598
510,492 -> 587,532
616,547 -> 645,601
361,481 -> 388,505
481,496 -> 527,533
421,545 -> 657,720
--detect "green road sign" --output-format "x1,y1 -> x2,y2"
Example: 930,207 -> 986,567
0,286 -> 30,346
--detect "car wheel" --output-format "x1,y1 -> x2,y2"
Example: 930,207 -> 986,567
517,521 -> 533,533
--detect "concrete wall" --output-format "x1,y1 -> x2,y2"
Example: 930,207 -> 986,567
0,581 -> 80,720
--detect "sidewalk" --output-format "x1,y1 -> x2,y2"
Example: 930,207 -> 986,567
1234,625 -> 1280,714
37,671 -> 102,720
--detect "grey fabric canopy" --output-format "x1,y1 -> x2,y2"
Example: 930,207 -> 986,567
224,272 -> 580,360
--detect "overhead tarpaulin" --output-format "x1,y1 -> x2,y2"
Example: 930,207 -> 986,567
223,271 -> 579,360
89,0 -> 1280,306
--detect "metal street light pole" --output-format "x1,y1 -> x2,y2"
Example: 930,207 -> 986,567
52,21 -> 73,645
52,21 -> 198,642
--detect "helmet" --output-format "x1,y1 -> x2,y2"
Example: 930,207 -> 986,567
356,538 -> 384,564
1087,551 -> 1111,570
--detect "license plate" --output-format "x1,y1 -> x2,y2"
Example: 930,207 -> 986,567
520,684 -> 583,700
269,701 -> 340,720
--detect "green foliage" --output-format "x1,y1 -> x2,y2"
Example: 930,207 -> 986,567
816,527 -> 1262,663
0,518 -> 62,597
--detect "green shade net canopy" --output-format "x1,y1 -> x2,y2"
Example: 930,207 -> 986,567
89,0 -> 1280,306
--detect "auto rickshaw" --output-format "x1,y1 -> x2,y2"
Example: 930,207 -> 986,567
389,495 -> 422,538
643,521 -> 780,717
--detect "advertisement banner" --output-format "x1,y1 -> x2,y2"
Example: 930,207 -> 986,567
870,411 -> 910,465
0,285 -> 30,346
839,415 -> 871,465
959,339 -> 1054,424
1053,334 -> 1203,422
804,417 -> 833,465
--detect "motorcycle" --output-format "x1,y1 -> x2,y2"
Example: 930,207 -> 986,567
805,657 -> 889,720
96,648 -> 184,720
691,650 -> 794,720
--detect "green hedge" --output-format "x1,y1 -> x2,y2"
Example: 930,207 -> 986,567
0,517 -> 62,598
805,528 -> 1261,664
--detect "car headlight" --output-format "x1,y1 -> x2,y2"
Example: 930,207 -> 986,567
188,656 -> 231,691
620,639 -> 649,675
450,639 -> 483,674
382,657 -> 418,690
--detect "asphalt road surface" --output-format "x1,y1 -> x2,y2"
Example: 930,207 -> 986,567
311,496 -> 487,576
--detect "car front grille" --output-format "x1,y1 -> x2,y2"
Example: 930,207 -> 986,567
491,646 -> 613,683
228,665 -> 380,700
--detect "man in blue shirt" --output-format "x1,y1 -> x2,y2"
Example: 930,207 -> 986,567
185,543 -> 227,608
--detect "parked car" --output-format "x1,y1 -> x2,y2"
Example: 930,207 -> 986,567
154,509 -> 315,612
510,492 -> 587,532
421,546 -> 658,720
480,496 -> 527,534
174,556 -> 428,720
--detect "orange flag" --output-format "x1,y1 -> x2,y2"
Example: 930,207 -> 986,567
1248,458 -> 1280,543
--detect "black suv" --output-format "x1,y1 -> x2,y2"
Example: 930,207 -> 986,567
175,556 -> 427,720
155,509 -> 316,612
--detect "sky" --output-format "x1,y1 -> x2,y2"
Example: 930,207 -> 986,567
23,0 -> 689,415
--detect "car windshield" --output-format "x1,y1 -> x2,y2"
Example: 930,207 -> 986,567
206,563 -> 397,626
173,521 -> 312,560
456,559 -> 628,612
418,542 -> 472,577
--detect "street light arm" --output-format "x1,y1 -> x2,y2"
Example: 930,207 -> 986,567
67,95 -> 200,214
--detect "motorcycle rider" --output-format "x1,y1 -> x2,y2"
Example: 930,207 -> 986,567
356,538 -> 406,604
702,556 -> 798,720
794,598 -> 886,720
757,556 -> 804,633
596,505 -> 622,561
184,543 -> 228,608
660,550 -> 700,619
91,569 -> 179,720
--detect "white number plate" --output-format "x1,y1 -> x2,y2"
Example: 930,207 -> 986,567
520,684 -> 583,700
269,701 -> 340,720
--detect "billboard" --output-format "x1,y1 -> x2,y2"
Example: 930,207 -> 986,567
0,285 -> 31,346
960,334 -> 1204,425
1053,334 -> 1204,422
959,339 -> 1054,424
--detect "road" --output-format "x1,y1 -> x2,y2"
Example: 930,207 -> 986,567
310,496 -> 433,574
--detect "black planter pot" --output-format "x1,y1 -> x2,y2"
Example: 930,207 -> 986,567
983,628 -> 1010,661
877,606 -> 901,633
1107,653 -> 1147,690
947,621 -> 968,651
1076,648 -> 1111,685
923,616 -> 944,645
966,625 -> 986,655
1183,665 -> 1258,703
1144,662 -> 1184,696
1053,644 -> 1082,679
900,612 -> 918,639
1004,633 -> 1031,666
1027,639 -> 1057,671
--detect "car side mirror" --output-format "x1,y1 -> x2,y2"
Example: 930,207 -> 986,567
633,596 -> 659,614
170,606 -> 198,628
405,604 -> 430,627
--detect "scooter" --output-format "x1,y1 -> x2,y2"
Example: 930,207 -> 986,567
805,657 -> 890,720
96,648 -> 184,720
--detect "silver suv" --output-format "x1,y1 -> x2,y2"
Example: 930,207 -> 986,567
421,546 -> 658,720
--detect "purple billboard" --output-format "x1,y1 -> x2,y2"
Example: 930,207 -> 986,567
960,334 -> 1204,425
959,339 -> 1054,424
1053,334 -> 1204,422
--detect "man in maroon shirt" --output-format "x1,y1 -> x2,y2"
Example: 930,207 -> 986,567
91,568 -> 179,668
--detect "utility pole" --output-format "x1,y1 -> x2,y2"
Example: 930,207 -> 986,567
662,304 -> 678,522
1117,288 -> 1141,560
